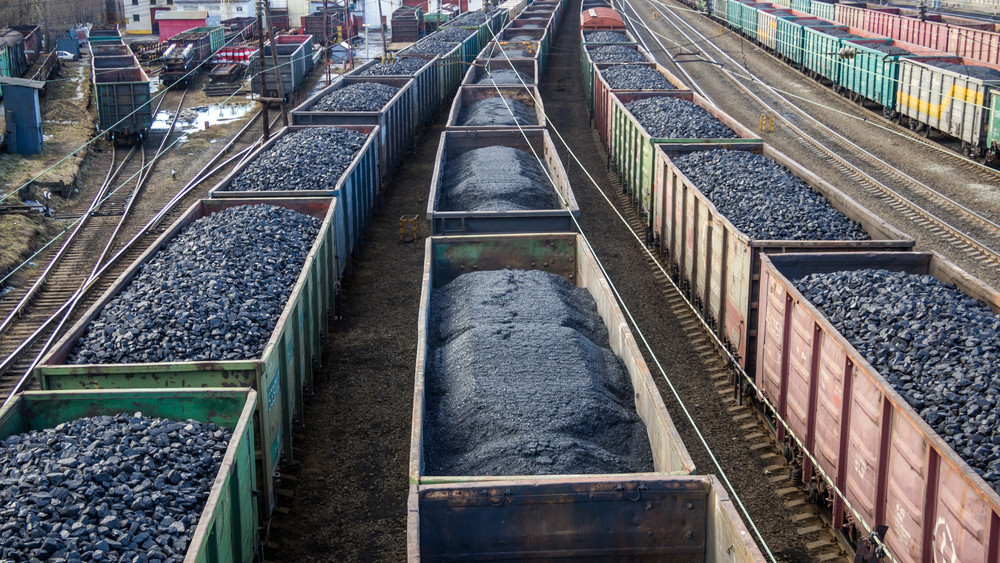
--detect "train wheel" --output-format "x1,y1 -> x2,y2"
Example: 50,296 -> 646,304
922,126 -> 933,139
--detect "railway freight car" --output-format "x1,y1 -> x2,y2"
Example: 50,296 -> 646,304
0,388 -> 258,563
651,142 -> 914,372
349,57 -> 441,128
92,65 -> 153,144
250,38 -> 309,101
427,130 -> 578,234
895,57 -> 1000,159
409,233 -> 764,561
592,61 -> 689,148
162,26 -> 225,87
756,251 -> 1000,563
209,125 -> 380,275
445,84 -> 546,130
36,197 -> 342,520
87,24 -> 121,44
291,76 -> 417,181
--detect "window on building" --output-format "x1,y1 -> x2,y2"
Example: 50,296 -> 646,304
150,0 -> 156,4
131,0 -> 138,5
236,6 -> 243,10
133,14 -> 140,21
167,0 -> 173,4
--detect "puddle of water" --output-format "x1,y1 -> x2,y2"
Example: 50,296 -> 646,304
151,102 -> 255,140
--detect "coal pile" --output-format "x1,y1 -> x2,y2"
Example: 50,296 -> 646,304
672,150 -> 870,240
601,64 -> 675,90
424,269 -> 653,475
475,69 -> 531,85
491,45 -> 534,58
865,42 -> 914,56
458,97 -> 537,127
67,205 -> 321,364
588,44 -> 645,62
923,60 -> 1000,81
402,39 -> 457,56
824,29 -> 868,39
226,127 -> 366,192
624,96 -> 738,139
312,81 -> 398,111
358,57 -> 427,75
440,146 -> 558,212
447,9 -> 487,25
427,27 -> 475,43
0,413 -> 231,561
794,269 -> 1000,493
584,30 -> 629,43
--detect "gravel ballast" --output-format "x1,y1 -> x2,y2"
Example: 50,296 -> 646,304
312,81 -> 399,112
588,44 -> 645,62
440,146 -> 558,212
671,150 -> 870,240
358,58 -> 427,76
424,269 -> 654,476
623,96 -> 738,139
794,269 -> 1000,493
584,30 -> 629,43
226,127 -> 367,192
0,413 -> 231,562
601,64 -> 675,90
68,205 -> 322,364
474,69 -> 531,85
458,97 -> 537,127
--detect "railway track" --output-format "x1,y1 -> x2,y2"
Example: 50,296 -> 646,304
616,0 -> 1000,269
0,96 -> 273,402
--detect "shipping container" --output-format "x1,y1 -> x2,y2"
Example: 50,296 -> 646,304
36,197 -> 340,519
652,143 -> 913,372
0,388 -> 258,563
292,76 -> 416,180
427,130 -> 578,234
445,84 -> 546,130
896,57 -> 1000,157
408,475 -> 765,561
92,66 -> 153,144
756,251 -> 1000,563
411,232 -> 695,484
609,91 -> 760,228
209,125 -> 378,273
349,56 -> 440,128
462,56 -> 539,87
592,61 -> 689,149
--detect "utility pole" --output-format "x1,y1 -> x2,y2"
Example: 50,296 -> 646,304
255,0 -> 270,140
324,0 -> 330,85
376,0 -> 388,59
262,0 -> 290,126
343,0 -> 353,69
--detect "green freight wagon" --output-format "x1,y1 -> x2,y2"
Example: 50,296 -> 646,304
92,66 -> 153,144
36,197 -> 340,520
88,24 -> 122,43
0,388 -> 258,563
838,38 -> 953,113
990,91 -> 1000,158
400,42 -> 468,105
580,42 -> 647,114
608,91 -> 760,237
801,24 -> 849,83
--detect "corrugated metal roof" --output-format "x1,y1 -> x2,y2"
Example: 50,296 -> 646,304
0,29 -> 24,49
